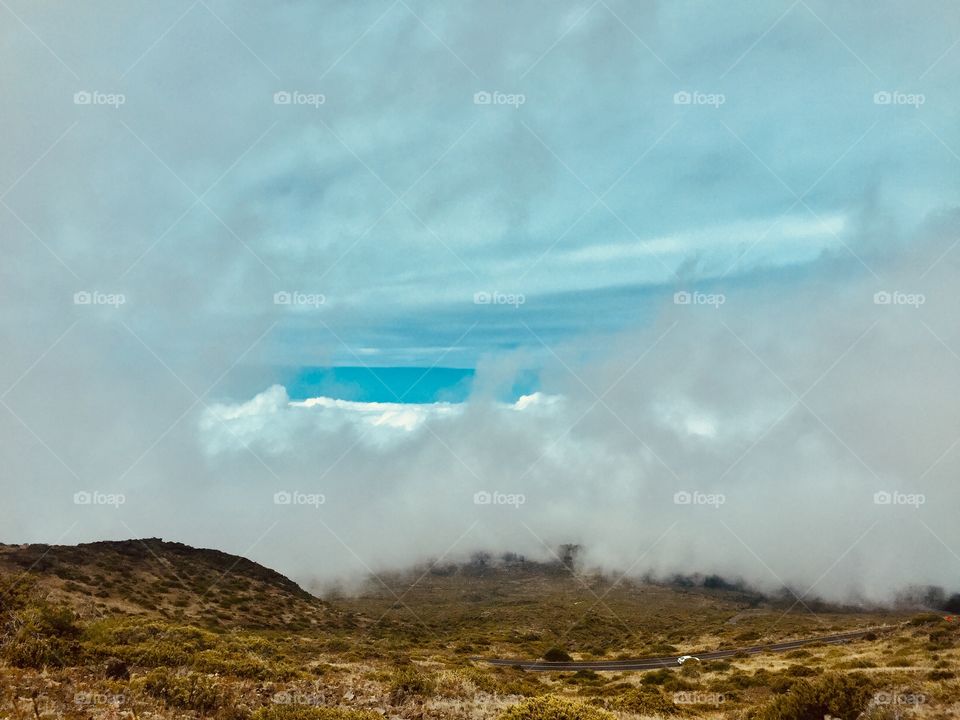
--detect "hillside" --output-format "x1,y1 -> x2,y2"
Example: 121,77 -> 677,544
1,540 -> 958,720
0,538 -> 330,630
328,553 -> 904,662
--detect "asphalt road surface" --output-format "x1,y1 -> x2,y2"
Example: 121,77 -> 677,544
483,628 -> 884,671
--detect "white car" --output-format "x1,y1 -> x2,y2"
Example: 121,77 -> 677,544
677,655 -> 701,665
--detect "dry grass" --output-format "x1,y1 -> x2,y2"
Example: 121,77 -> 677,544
2,543 -> 958,719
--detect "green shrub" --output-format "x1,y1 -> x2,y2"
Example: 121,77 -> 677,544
785,664 -> 819,677
750,672 -> 874,720
769,675 -> 796,694
908,613 -> 943,626
140,668 -> 225,712
2,603 -> 81,668
388,665 -> 435,702
500,696 -> 616,720
191,647 -> 299,680
647,643 -> 679,655
324,638 -> 351,652
81,617 -> 299,679
462,667 -> 546,697
608,687 -> 679,715
928,629 -> 955,649
704,660 -> 732,672
640,669 -> 673,686
252,708 -> 382,720
565,669 -> 601,684
639,668 -> 693,691
543,648 -> 573,662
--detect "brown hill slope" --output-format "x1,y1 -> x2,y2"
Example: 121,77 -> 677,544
0,538 -> 329,630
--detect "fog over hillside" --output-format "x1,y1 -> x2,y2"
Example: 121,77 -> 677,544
2,1 -> 959,604
198,210 -> 960,602
5,209 -> 959,603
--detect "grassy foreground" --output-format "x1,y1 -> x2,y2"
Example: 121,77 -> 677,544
1,542 -> 959,719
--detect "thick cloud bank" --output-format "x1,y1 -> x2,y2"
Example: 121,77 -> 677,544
2,1 -> 959,604
178,212 -> 959,604
4,213 -> 960,603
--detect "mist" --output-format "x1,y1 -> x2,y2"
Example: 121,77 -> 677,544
2,1 -> 959,606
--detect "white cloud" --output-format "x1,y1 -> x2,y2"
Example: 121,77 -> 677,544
203,388 -> 563,451
2,1 -> 959,607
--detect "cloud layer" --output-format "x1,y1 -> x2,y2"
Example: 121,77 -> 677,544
2,1 -> 959,605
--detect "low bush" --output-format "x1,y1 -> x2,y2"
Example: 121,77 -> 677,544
2,601 -> 82,668
750,672 -> 875,720
500,696 -> 616,720
785,664 -> 819,677
388,665 -> 435,703
607,687 -> 680,715
928,629 -> 955,649
252,708 -> 382,720
139,668 -> 225,712
908,613 -> 943,626
704,660 -> 732,672
462,667 -> 545,697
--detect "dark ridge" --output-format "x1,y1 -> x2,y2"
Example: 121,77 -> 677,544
0,538 -> 338,631
0,538 -> 312,599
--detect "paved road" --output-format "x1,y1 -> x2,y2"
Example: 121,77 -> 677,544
483,628 -> 885,671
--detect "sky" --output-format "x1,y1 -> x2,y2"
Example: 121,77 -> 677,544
2,1 -> 960,604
